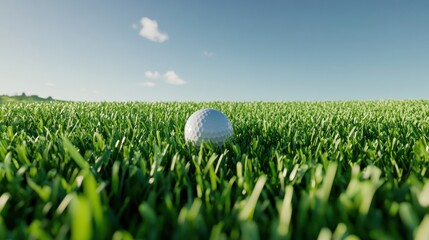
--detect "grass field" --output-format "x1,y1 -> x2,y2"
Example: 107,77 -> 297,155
0,101 -> 429,239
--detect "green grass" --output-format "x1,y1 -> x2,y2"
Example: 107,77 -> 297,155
0,101 -> 429,239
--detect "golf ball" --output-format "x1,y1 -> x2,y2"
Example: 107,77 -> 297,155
184,108 -> 233,146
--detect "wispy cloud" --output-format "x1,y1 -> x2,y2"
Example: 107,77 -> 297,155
81,88 -> 100,95
144,70 -> 187,86
141,81 -> 156,87
45,82 -> 56,87
164,71 -> 187,85
145,71 -> 160,80
203,50 -> 214,57
131,24 -> 138,30
138,17 -> 168,43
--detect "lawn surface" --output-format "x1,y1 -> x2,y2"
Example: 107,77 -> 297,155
0,101 -> 429,239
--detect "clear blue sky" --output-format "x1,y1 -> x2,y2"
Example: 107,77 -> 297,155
1,1 -> 428,101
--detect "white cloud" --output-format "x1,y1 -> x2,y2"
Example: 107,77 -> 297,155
203,50 -> 214,57
145,71 -> 160,80
141,82 -> 156,87
164,71 -> 187,85
142,70 -> 187,86
139,17 -> 168,43
45,82 -> 56,87
81,88 -> 100,95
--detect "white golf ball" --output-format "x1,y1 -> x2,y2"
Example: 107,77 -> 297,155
184,108 -> 233,146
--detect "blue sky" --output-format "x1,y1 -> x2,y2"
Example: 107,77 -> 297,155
1,1 -> 428,101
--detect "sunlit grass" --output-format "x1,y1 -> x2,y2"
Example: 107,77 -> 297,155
0,101 -> 428,239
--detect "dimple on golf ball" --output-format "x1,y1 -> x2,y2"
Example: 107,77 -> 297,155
184,108 -> 233,146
